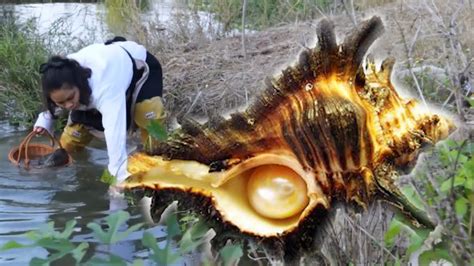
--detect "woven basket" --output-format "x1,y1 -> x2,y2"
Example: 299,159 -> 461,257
8,131 -> 72,169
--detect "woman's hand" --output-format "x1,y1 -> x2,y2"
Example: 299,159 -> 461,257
108,181 -> 127,198
33,126 -> 46,135
109,184 -> 125,196
108,183 -> 128,211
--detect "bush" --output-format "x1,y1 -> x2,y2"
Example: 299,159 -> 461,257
385,138 -> 474,265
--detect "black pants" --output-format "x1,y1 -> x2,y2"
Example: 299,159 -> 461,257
70,52 -> 163,131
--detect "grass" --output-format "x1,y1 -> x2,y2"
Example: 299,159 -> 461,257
0,19 -> 48,126
190,0 -> 333,32
188,0 -> 399,32
102,0 -> 150,42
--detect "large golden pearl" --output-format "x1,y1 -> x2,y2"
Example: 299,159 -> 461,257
247,165 -> 309,219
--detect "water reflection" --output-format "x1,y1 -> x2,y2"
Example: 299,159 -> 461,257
6,0 -> 222,50
14,3 -> 107,45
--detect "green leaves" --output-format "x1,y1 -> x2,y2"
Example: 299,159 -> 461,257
0,208 -> 228,265
142,212 -> 182,265
400,186 -> 425,211
438,142 -> 474,222
384,217 -> 403,247
180,220 -> 209,254
142,212 -> 215,265
454,197 -> 469,218
165,212 -> 182,239
384,139 -> 473,264
71,242 -> 89,263
0,240 -> 27,251
406,229 -> 430,255
25,220 -> 76,241
100,168 -> 117,185
460,157 -> 474,192
1,220 -> 89,265
146,120 -> 168,141
87,211 -> 144,244
143,231 -> 181,265
419,246 -> 452,265
440,175 -> 468,192
384,215 -> 430,256
144,120 -> 168,153
219,244 -> 243,266
464,95 -> 474,108
36,238 -> 89,264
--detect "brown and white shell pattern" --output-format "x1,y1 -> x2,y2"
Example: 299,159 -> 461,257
125,16 -> 455,239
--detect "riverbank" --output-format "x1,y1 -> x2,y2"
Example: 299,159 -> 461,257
156,0 -> 472,124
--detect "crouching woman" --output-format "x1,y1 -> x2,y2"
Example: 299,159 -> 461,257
33,37 -> 165,185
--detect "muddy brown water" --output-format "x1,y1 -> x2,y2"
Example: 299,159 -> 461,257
0,122 -> 166,264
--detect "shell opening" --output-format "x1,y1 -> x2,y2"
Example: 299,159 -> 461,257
126,153 -> 324,237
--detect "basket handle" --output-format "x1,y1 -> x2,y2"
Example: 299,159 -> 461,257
16,130 -> 60,169
14,131 -> 35,167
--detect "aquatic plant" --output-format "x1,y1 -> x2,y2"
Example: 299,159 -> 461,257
0,210 -> 243,265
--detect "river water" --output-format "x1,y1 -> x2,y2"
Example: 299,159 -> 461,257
0,121 -> 168,264
10,0 -> 218,45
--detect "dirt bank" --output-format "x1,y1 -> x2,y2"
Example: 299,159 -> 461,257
154,0 -> 472,125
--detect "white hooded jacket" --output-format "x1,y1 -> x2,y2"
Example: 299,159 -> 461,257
34,41 -> 147,183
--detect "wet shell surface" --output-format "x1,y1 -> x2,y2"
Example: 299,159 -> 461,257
124,16 -> 455,239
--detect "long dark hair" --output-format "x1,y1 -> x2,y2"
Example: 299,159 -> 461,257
39,56 -> 92,118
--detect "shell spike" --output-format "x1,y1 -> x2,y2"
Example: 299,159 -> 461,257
341,16 -> 385,77
316,19 -> 337,54
315,19 -> 337,76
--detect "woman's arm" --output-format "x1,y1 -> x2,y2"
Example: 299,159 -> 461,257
33,111 -> 55,135
96,82 -> 130,183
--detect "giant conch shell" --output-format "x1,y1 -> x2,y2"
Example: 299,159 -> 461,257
124,16 -> 455,251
